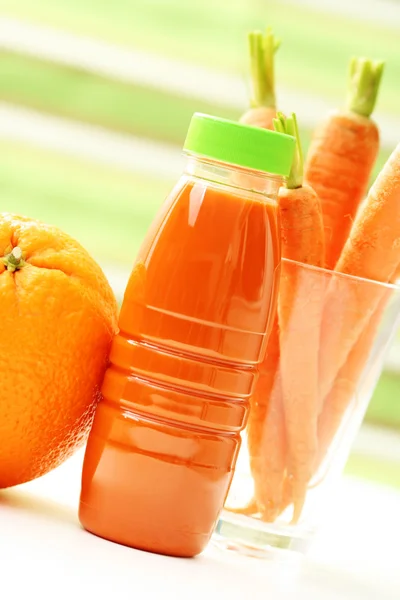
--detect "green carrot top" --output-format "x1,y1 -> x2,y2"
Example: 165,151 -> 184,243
346,57 -> 385,118
248,28 -> 280,109
273,112 -> 303,190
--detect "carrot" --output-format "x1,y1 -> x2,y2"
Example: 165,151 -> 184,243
228,28 -> 281,521
315,293 -> 390,479
315,261 -> 400,479
240,28 -> 280,130
270,113 -> 325,523
304,57 -> 384,270
319,142 -> 400,408
239,114 -> 324,522
245,330 -> 285,522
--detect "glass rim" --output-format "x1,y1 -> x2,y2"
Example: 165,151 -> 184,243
282,257 -> 400,291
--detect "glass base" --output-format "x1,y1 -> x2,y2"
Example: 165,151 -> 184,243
213,510 -> 313,560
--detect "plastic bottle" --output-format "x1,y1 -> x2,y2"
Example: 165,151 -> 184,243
79,113 -> 295,557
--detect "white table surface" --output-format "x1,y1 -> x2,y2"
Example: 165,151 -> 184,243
1,450 -> 399,600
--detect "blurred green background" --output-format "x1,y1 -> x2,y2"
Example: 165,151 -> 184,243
1,0 -> 400,487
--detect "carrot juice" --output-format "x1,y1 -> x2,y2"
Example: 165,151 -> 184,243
79,113 -> 295,557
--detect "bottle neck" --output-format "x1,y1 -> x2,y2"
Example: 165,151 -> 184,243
184,154 -> 283,197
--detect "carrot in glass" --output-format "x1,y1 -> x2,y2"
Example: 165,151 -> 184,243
274,113 -> 325,523
229,30 -> 280,520
316,260 -> 400,478
304,57 -> 384,270
315,290 -> 391,476
319,142 -> 400,406
240,28 -> 280,130
245,324 -> 285,521
242,114 -> 325,522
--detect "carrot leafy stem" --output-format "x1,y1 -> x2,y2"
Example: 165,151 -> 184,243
248,28 -> 280,109
346,57 -> 385,118
273,112 -> 303,189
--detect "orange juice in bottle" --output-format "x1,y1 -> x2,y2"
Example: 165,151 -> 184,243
79,113 -> 295,557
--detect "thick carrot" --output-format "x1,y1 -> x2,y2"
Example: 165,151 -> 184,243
315,292 -> 390,476
315,263 -> 400,478
304,57 -> 384,270
319,143 -> 400,407
240,28 -> 280,130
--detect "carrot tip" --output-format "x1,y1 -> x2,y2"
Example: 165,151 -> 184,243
290,490 -> 307,525
227,499 -> 259,517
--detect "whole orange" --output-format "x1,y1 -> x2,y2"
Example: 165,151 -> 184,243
0,213 -> 118,488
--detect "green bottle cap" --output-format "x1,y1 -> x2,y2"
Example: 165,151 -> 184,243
183,113 -> 296,177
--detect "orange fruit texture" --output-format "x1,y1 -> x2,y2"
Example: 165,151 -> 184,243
0,213 -> 118,488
